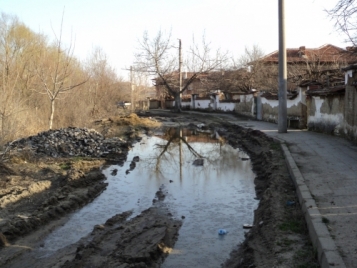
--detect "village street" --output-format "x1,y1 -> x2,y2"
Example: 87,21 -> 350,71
0,110 -> 356,267
220,113 -> 357,268
147,109 -> 357,267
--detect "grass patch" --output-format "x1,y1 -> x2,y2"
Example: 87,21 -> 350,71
59,162 -> 71,170
279,220 -> 303,233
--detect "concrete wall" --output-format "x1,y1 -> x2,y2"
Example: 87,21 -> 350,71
182,100 -> 191,109
165,100 -> 175,108
168,97 -> 215,110
307,95 -> 345,134
149,100 -> 161,109
260,88 -> 307,128
158,93 -> 259,119
341,69 -> 357,142
136,100 -> 150,111
168,95 -> 238,112
234,94 -> 255,117
152,67 -> 357,142
218,102 -> 236,111
195,99 -> 213,109
191,95 -> 218,110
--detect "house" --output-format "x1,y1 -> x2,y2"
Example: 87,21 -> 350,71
238,44 -> 357,128
260,44 -> 357,65
252,44 -> 357,91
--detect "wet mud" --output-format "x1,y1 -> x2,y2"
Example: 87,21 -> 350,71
0,111 -> 319,267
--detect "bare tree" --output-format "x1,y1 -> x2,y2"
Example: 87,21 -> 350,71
135,30 -> 228,112
34,14 -> 88,129
234,45 -> 266,91
202,45 -> 268,94
0,13 -> 44,143
327,0 -> 357,46
85,47 -> 124,118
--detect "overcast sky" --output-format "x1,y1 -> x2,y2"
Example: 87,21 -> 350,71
1,0 -> 346,79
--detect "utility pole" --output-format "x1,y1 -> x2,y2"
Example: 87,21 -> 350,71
178,39 -> 183,109
130,65 -> 134,112
179,128 -> 183,181
278,0 -> 287,133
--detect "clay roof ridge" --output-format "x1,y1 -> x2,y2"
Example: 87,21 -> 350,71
316,43 -> 345,51
260,44 -> 347,58
260,50 -> 278,60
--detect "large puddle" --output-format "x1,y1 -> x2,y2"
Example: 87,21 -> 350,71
37,127 -> 258,267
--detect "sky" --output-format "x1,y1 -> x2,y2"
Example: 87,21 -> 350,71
1,0 -> 347,80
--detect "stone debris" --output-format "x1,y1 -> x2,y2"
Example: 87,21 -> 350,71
6,127 -> 128,158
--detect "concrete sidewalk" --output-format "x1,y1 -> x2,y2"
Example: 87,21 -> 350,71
235,119 -> 357,268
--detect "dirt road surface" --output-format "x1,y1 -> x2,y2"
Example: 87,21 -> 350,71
0,111 -> 319,267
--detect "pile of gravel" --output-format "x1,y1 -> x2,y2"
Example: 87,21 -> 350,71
7,127 -> 129,158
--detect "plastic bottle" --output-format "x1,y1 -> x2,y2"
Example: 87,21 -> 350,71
218,229 -> 228,235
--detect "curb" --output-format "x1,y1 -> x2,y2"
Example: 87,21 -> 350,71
280,143 -> 346,268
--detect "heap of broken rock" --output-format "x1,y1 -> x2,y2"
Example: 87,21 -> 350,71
6,127 -> 129,158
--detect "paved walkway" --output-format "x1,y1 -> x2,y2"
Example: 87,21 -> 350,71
232,119 -> 357,268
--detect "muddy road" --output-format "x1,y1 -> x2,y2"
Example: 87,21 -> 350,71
0,111 -> 319,267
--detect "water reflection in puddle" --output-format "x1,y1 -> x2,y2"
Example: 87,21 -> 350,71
38,128 -> 258,266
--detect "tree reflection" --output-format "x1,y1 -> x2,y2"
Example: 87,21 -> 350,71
153,127 -> 223,180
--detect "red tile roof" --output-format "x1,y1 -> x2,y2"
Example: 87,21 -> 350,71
260,44 -> 357,64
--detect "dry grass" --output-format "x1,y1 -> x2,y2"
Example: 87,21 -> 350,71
0,162 -> 16,175
71,159 -> 106,172
109,113 -> 161,128
91,113 -> 162,138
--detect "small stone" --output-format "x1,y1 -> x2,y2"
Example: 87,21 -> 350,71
94,224 -> 105,230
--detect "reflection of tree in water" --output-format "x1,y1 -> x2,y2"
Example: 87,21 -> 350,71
153,127 -> 224,180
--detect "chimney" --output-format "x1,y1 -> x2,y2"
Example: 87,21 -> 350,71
299,46 -> 306,52
298,46 -> 306,58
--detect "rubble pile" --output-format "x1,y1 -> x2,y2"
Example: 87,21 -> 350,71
7,127 -> 129,158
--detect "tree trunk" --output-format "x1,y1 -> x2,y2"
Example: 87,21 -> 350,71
49,99 -> 55,130
174,92 -> 181,112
